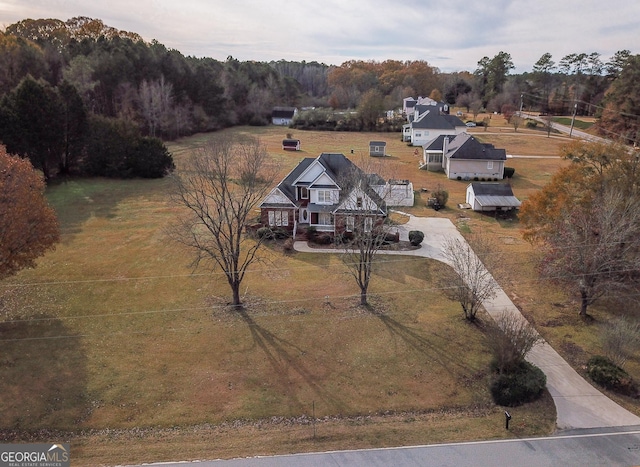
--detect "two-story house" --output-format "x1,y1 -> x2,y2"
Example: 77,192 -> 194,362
259,153 -> 388,237
402,108 -> 465,146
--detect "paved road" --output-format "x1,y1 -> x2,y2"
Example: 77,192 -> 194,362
294,215 -> 640,430
137,427 -> 640,467
518,112 -> 609,143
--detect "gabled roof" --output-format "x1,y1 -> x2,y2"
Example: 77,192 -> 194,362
260,153 -> 387,213
272,107 -> 297,118
411,111 -> 465,130
272,157 -> 315,203
423,134 -> 455,151
446,133 -> 507,161
468,183 -> 521,208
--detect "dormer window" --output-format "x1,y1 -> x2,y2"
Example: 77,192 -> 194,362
357,197 -> 363,208
300,187 -> 308,199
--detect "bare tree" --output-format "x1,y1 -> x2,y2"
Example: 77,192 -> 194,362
439,236 -> 500,321
601,317 -> 640,368
486,310 -> 543,373
168,135 -> 278,308
540,189 -> 640,317
335,159 -> 391,306
139,75 -> 174,137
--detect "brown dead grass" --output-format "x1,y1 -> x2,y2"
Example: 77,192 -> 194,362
0,124 -> 590,465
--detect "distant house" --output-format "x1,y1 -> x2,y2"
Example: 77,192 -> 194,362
271,107 -> 298,126
403,97 -> 450,117
422,133 -> 507,180
282,139 -> 301,151
259,153 -> 387,237
402,109 -> 465,146
369,141 -> 387,157
466,183 -> 521,212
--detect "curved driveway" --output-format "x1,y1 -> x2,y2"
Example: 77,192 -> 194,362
294,214 -> 640,430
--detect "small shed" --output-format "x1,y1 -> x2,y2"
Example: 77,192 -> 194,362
369,141 -> 387,157
282,139 -> 301,151
466,183 -> 521,212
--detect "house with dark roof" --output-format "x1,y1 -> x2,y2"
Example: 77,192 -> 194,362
466,183 -> 521,212
402,109 -> 465,146
271,107 -> 298,125
259,153 -> 398,237
421,133 -> 507,180
444,133 -> 507,180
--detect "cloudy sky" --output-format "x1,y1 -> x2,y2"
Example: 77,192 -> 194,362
1,0 -> 639,72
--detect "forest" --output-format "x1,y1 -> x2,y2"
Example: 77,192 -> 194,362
0,17 -> 638,180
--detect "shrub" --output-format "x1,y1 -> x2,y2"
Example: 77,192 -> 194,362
256,227 -> 274,240
408,230 -> 424,246
526,120 -> 538,128
384,232 -> 400,243
315,233 -> 332,245
432,185 -> 449,207
272,228 -> 290,240
305,226 -> 317,241
587,356 -> 638,396
457,176 -> 462,181
504,167 -> 515,178
490,361 -> 546,407
473,176 -> 479,181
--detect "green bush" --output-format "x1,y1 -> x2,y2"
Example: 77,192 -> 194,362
504,167 -> 515,178
587,356 -> 638,396
408,230 -> 424,246
490,361 -> 546,407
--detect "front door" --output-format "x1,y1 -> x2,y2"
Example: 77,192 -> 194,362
299,208 -> 309,223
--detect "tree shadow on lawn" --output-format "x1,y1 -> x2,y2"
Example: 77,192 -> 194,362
0,317 -> 89,436
238,310 -> 349,415
47,177 -> 169,244
373,311 -> 484,379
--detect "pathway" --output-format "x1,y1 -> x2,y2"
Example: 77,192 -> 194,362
294,215 -> 640,430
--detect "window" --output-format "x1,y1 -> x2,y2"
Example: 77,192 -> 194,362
429,154 -> 443,164
300,187 -> 309,199
317,190 -> 333,204
346,216 -> 354,232
487,161 -> 494,170
364,217 -> 373,233
318,212 -> 332,225
356,197 -> 363,208
268,211 -> 288,227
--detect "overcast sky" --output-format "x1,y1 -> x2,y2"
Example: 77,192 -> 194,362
1,0 -> 639,72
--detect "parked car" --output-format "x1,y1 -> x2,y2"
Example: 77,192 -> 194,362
466,121 -> 476,127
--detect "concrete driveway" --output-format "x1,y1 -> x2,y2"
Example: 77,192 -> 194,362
294,214 -> 640,430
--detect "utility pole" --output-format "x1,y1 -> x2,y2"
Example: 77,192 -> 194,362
569,102 -> 577,138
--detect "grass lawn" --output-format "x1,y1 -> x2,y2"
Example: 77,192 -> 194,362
0,123 -> 606,465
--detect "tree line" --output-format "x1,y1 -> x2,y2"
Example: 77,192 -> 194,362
1,17 -> 639,180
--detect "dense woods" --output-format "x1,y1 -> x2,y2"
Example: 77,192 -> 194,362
0,17 -> 639,181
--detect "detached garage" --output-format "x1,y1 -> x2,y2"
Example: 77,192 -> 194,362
466,183 -> 521,212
